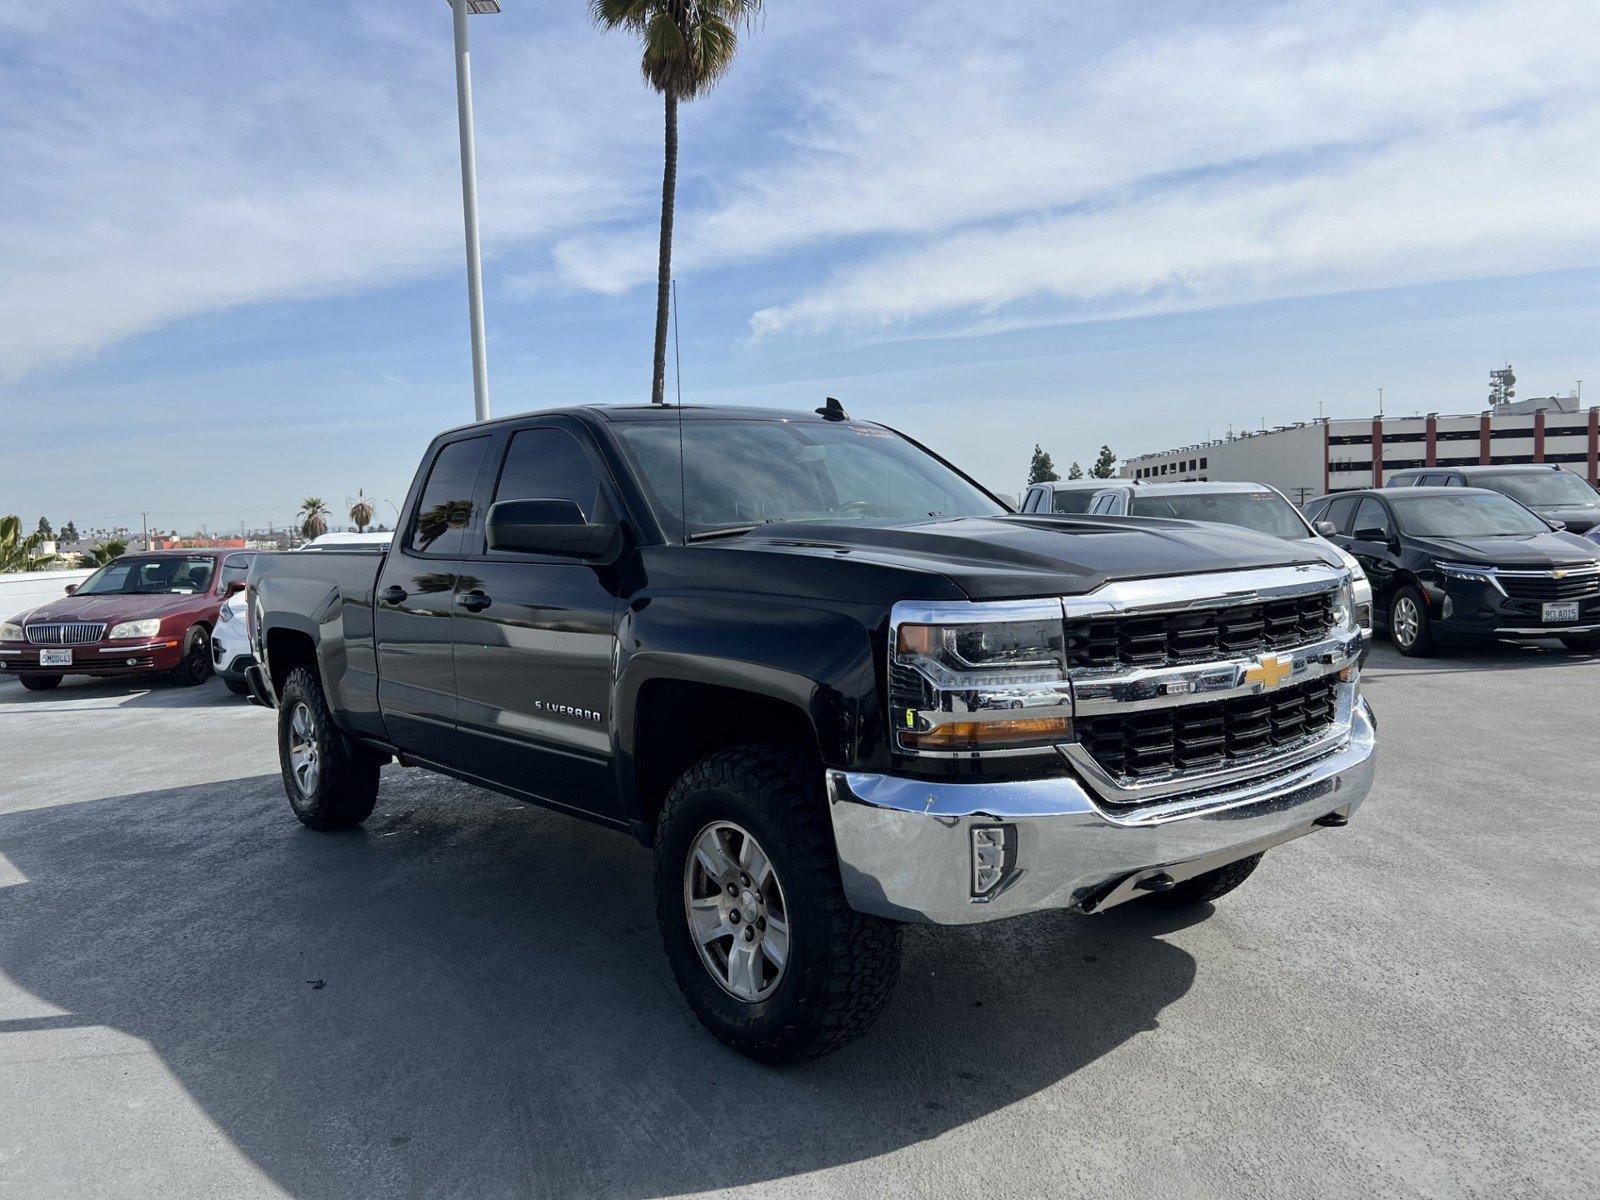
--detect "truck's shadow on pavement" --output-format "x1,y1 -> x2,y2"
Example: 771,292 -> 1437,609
0,770 -> 1200,1199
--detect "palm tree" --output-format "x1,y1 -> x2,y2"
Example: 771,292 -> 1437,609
87,539 -> 128,568
298,497 -> 331,541
591,0 -> 764,405
349,490 -> 374,534
0,515 -> 58,572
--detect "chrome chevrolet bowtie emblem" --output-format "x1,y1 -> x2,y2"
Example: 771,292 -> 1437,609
1243,653 -> 1293,690
1552,569 -> 1568,579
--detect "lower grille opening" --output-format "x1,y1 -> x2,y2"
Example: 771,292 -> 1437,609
1078,676 -> 1340,787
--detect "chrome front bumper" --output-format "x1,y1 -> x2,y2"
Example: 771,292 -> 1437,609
827,695 -> 1376,924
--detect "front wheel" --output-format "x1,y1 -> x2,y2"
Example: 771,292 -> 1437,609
277,667 -> 380,830
20,675 -> 62,692
1142,853 -> 1264,909
655,745 -> 903,1064
169,625 -> 213,686
1388,585 -> 1436,657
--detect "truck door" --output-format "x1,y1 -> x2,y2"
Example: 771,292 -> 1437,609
373,434 -> 491,767
451,422 -> 625,820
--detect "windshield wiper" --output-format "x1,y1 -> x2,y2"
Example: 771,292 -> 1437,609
686,524 -> 762,543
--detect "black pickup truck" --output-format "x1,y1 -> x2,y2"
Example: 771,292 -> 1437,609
246,402 -> 1376,1062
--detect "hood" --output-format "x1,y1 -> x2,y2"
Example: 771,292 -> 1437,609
1410,531 -> 1600,569
733,514 -> 1333,600
1531,505 -> 1600,534
20,591 -> 214,627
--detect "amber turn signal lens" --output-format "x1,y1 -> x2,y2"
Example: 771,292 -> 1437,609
902,715 -> 1071,750
896,624 -> 938,655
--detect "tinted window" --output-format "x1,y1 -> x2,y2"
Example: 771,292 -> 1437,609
493,427 -> 603,520
1350,498 -> 1394,540
1322,496 -> 1359,534
218,553 -> 255,591
1474,470 -> 1600,508
409,437 -> 490,556
1052,490 -> 1096,514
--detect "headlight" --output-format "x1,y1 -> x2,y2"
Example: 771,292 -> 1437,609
890,604 -> 1073,754
108,619 -> 162,640
217,603 -> 234,623
1331,580 -> 1356,632
0,622 -> 23,642
1436,562 -> 1502,592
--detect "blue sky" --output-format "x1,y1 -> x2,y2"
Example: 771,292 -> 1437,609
2,0 -> 1597,532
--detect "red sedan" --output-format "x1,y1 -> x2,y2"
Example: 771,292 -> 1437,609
0,550 -> 252,691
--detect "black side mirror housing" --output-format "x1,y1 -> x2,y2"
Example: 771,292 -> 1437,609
1353,526 -> 1389,543
486,499 -> 618,559
1314,520 -> 1338,538
225,579 -> 247,598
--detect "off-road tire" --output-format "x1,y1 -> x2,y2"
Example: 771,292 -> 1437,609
655,744 -> 903,1064
277,667 -> 380,830
1143,852 -> 1264,909
223,676 -> 253,696
169,625 -> 214,686
20,675 -> 62,691
1388,585 -> 1436,657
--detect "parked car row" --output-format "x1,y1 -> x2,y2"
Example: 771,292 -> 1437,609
2,533 -> 392,694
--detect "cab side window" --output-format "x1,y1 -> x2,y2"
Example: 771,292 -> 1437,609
491,427 -> 604,523
410,437 -> 491,556
1322,496 -> 1359,533
1351,497 -> 1394,540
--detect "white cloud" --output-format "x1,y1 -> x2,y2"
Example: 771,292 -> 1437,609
547,0 -> 1600,334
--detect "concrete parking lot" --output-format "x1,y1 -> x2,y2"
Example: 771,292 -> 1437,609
1,645 -> 1596,1200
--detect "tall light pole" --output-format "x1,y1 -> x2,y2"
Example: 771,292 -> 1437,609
448,0 -> 499,422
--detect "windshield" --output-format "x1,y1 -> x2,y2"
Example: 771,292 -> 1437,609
1474,471 -> 1600,509
1392,494 -> 1552,537
1129,491 -> 1309,540
75,555 -> 216,596
610,418 -> 1005,538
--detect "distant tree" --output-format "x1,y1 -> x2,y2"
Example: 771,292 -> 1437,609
1027,444 -> 1060,485
88,539 -> 127,567
36,516 -> 53,538
298,497 -> 331,541
61,521 -> 79,543
1,515 -> 57,571
592,0 -> 767,405
349,489 -> 375,534
1067,462 -> 1084,480
1089,444 -> 1118,479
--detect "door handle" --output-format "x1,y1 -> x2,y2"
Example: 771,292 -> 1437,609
455,590 -> 492,613
379,585 -> 408,605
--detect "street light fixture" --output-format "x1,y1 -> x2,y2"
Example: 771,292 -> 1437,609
447,0 -> 499,421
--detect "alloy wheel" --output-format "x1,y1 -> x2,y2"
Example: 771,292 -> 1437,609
1393,596 -> 1419,648
288,702 -> 321,796
683,821 -> 790,1002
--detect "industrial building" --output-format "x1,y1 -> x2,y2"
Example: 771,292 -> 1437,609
1122,394 -> 1597,503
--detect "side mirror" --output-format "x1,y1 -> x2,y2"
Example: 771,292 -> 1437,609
1353,526 -> 1389,543
225,580 -> 247,598
1547,519 -> 1567,532
1314,520 -> 1338,538
486,499 -> 618,559
64,583 -> 77,595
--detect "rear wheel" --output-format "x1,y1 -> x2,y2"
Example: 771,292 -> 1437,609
1142,853 -> 1264,909
19,675 -> 62,692
655,744 -> 902,1064
277,667 -> 380,830
169,625 -> 213,686
1388,585 -> 1436,657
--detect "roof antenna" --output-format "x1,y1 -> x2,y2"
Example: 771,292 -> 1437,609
816,395 -> 849,421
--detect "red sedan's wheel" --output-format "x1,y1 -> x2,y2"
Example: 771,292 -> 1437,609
169,626 -> 213,687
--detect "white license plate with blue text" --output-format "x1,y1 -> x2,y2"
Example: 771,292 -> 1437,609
1542,602 -> 1579,623
39,649 -> 72,666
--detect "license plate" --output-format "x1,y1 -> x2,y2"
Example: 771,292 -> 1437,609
1542,602 -> 1579,623
39,648 -> 72,666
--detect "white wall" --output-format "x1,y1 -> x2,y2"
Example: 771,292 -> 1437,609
0,568 -> 95,622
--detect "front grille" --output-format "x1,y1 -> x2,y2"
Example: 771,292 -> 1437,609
1498,570 -> 1600,603
25,622 -> 106,646
1078,675 -> 1340,786
1066,591 -> 1336,670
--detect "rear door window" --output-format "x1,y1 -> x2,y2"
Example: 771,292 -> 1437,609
409,437 -> 491,557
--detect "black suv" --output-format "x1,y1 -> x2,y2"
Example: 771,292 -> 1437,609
1385,464 -> 1600,535
1306,486 -> 1600,655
